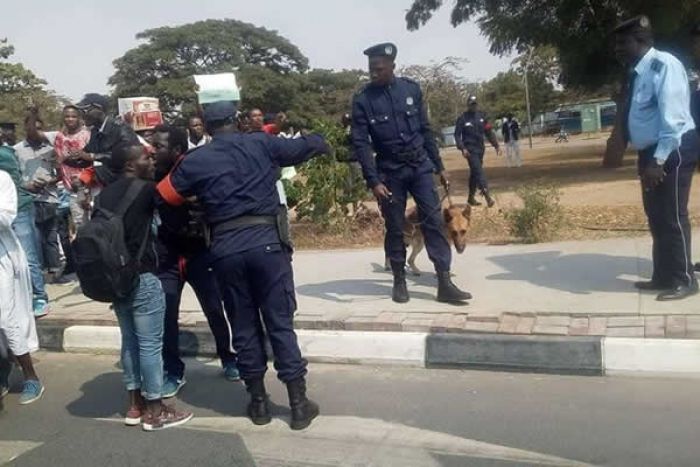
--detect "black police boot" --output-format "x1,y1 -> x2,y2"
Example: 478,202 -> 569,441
245,378 -> 271,425
483,190 -> 496,208
391,262 -> 410,303
286,377 -> 320,431
467,194 -> 482,206
436,271 -> 472,303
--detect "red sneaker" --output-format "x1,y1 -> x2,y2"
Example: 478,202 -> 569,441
125,404 -> 144,426
142,405 -> 193,432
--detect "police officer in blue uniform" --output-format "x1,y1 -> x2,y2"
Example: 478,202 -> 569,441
615,16 -> 699,301
690,24 -> 700,136
158,101 -> 329,430
352,43 -> 471,305
151,124 -> 239,399
454,95 -> 501,207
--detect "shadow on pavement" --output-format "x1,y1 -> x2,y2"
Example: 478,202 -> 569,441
487,251 -> 650,294
65,371 -> 125,419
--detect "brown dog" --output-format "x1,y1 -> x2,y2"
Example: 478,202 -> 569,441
384,204 -> 472,275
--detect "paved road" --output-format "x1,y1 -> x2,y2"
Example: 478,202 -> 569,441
2,352 -> 700,466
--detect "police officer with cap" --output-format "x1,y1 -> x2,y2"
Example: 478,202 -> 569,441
454,95 -> 501,207
352,42 -> 471,304
614,15 -> 699,300
158,100 -> 330,430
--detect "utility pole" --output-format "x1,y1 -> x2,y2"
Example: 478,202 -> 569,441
523,48 -> 534,149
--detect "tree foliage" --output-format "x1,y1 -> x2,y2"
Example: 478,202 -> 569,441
109,19 -> 309,117
287,120 -> 367,226
0,39 -> 63,130
406,0 -> 700,88
109,20 -> 364,124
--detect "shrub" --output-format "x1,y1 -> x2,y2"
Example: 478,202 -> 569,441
289,120 -> 368,226
505,183 -> 565,243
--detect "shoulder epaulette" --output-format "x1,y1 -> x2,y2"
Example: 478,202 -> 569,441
651,59 -> 664,73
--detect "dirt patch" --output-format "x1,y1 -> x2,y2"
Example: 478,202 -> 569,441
291,134 -> 700,249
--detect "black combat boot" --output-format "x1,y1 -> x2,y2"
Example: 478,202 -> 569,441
286,377 -> 320,431
483,190 -> 496,208
467,194 -> 482,206
436,271 -> 472,303
245,378 -> 271,425
391,262 -> 410,303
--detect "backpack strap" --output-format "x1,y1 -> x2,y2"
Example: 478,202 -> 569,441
113,179 -> 151,265
115,179 -> 147,216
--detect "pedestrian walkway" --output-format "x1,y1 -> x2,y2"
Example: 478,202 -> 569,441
45,235 -> 700,339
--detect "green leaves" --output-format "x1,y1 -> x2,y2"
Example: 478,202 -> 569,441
289,120 -> 367,227
405,1 -> 700,88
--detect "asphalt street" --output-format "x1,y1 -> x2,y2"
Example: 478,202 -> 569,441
2,352 -> 700,466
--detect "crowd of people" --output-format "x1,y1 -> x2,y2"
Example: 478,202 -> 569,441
0,92 -> 321,430
1,14 -> 699,432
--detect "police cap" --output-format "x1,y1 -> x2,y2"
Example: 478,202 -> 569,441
468,95 -> 478,104
613,15 -> 652,35
76,93 -> 111,111
363,43 -> 398,61
202,100 -> 238,123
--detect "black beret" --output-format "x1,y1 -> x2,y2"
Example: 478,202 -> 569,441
363,43 -> 398,61
613,15 -> 652,35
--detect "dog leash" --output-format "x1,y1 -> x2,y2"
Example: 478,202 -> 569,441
406,181 -> 452,228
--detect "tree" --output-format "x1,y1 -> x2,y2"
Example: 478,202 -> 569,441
109,19 -> 309,117
478,70 -> 556,122
406,1 -> 700,167
0,39 -> 63,130
400,57 -> 471,129
405,1 -> 700,88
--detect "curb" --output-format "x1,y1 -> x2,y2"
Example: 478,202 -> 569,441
36,324 -> 700,375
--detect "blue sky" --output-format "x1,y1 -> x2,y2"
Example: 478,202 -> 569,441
4,0 -> 513,101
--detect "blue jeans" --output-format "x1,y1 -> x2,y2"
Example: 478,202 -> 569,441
11,206 -> 48,302
113,273 -> 165,400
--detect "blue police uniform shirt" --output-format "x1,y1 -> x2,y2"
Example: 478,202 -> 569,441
351,77 -> 444,188
159,132 -> 327,257
691,86 -> 700,134
627,48 -> 696,163
454,111 -> 493,153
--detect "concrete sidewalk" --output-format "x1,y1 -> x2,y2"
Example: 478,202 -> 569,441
45,234 -> 700,339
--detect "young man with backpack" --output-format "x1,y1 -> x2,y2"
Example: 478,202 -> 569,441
73,142 -> 192,431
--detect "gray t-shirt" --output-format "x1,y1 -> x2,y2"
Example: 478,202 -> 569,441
14,134 -> 59,204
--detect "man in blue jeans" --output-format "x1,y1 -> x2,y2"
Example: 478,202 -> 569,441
0,125 -> 50,318
98,142 -> 192,431
152,124 -> 239,398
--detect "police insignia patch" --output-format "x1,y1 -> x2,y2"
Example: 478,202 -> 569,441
651,59 -> 663,73
385,46 -> 393,55
406,97 -> 414,106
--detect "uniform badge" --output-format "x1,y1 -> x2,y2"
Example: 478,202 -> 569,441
385,45 -> 393,55
406,97 -> 414,106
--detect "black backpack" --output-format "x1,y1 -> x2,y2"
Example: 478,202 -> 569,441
73,179 -> 150,303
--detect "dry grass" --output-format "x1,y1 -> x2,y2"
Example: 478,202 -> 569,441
290,133 -> 700,249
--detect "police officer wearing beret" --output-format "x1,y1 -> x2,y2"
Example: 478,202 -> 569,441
454,95 -> 501,207
614,16 -> 700,300
158,101 -> 330,430
352,43 -> 471,304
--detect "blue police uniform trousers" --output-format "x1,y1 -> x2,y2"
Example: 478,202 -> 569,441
380,164 -> 452,272
214,243 -> 306,383
467,149 -> 489,197
159,248 -> 237,379
639,130 -> 699,288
